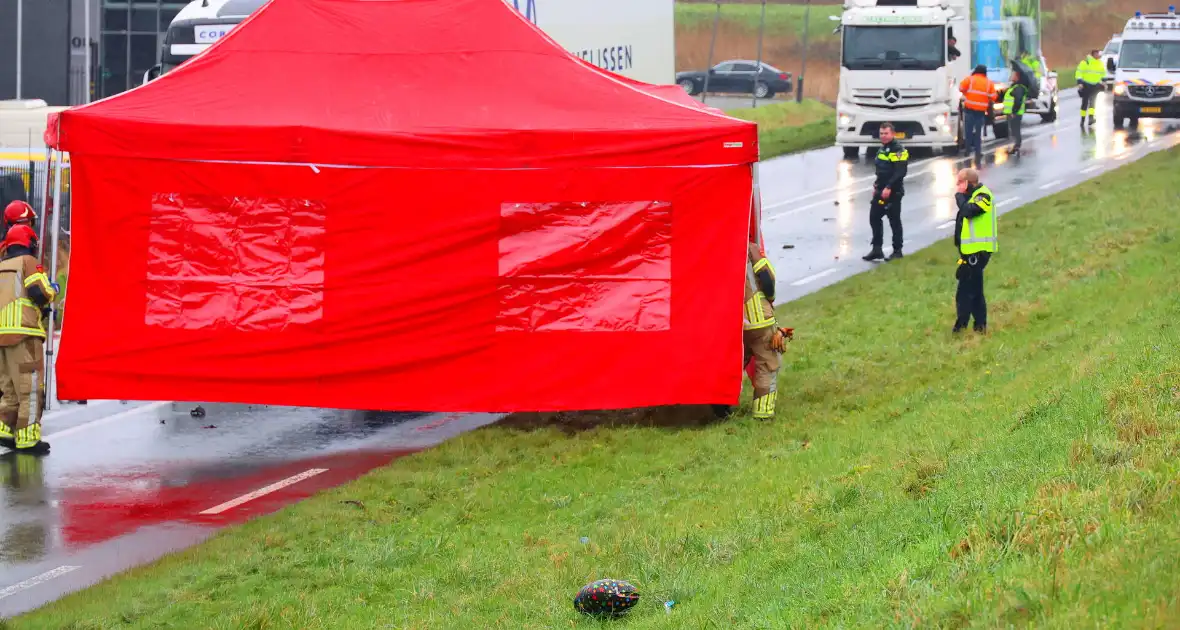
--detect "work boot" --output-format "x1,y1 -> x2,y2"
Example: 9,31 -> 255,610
0,423 -> 12,450
13,425 -> 49,455
862,248 -> 885,262
952,324 -> 966,335
16,441 -> 51,456
973,152 -> 983,165
1088,115 -> 1096,126
974,325 -> 988,335
887,249 -> 904,261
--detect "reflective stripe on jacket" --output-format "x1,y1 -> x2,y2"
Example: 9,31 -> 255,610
744,257 -> 776,331
960,185 -> 998,254
1003,85 -> 1027,115
1076,57 -> 1104,84
960,74 -> 996,112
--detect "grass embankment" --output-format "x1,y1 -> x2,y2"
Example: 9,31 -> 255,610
14,147 -> 1180,628
730,99 -> 835,158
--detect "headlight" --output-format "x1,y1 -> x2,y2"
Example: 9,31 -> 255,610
934,113 -> 947,126
1113,83 -> 1126,95
838,113 -> 852,126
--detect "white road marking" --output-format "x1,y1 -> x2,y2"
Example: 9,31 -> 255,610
1038,179 -> 1063,190
766,187 -> 874,219
790,268 -> 840,286
998,196 -> 1022,208
43,401 -> 171,441
1081,163 -> 1103,174
0,566 -> 80,601
198,468 -> 329,515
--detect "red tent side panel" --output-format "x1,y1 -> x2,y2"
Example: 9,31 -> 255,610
56,157 -> 752,411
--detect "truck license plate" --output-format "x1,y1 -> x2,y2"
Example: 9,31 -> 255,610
894,132 -> 907,138
1141,106 -> 1162,113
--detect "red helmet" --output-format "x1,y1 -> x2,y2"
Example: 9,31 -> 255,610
4,200 -> 35,225
3,224 -> 37,250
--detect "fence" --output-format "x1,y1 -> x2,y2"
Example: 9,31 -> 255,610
0,157 -> 73,314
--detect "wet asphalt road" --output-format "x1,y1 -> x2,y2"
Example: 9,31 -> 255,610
759,90 -> 1180,302
4,89 -> 1180,619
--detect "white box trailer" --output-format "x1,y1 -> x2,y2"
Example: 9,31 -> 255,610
145,0 -> 675,86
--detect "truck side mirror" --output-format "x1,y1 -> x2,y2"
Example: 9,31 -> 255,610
1107,58 -> 1116,72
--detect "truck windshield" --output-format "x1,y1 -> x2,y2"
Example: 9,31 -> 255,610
1119,40 -> 1180,69
842,26 -> 945,70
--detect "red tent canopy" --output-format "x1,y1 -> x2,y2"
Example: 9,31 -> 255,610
50,0 -> 761,412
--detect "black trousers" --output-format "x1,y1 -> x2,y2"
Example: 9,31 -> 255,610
870,193 -> 903,251
955,251 -> 991,329
1079,83 -> 1099,117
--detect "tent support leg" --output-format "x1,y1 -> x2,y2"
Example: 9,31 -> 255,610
43,153 -> 64,411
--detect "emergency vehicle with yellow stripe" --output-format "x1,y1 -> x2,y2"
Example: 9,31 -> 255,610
1111,7 -> 1180,129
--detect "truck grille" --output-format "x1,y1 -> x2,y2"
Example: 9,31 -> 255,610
1128,85 -> 1173,98
850,88 -> 934,108
859,121 -> 925,138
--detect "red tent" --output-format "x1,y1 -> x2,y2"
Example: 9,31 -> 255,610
48,0 -> 760,412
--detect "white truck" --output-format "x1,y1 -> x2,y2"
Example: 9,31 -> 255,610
833,0 -> 1059,158
144,0 -> 675,86
1111,7 -> 1180,129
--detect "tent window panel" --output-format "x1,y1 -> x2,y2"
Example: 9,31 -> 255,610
145,193 -> 326,332
496,200 -> 671,333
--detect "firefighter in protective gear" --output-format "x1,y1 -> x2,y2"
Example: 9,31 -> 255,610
0,225 -> 57,454
743,242 -> 789,421
959,65 -> 997,163
1077,49 -> 1104,127
3,200 -> 36,241
952,168 -> 997,334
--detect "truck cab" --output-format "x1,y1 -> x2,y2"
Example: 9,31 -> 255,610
141,0 -> 269,85
1111,7 -> 1180,129
833,0 -> 965,158
834,0 -> 1058,157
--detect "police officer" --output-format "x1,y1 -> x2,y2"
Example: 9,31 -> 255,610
742,241 -> 790,421
952,168 -> 997,334
1077,49 -> 1105,127
0,225 -> 57,454
863,122 -> 908,262
1004,69 -> 1028,154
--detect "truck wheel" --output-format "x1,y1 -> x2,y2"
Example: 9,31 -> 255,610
942,144 -> 960,156
710,404 -> 734,419
1041,102 -> 1057,123
678,79 -> 698,96
842,146 -> 859,160
1113,110 -> 1124,129
992,120 -> 1010,140
1129,116 -> 1140,130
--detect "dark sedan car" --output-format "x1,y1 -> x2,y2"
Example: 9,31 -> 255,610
677,60 -> 794,98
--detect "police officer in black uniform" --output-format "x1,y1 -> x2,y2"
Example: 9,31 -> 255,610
863,122 -> 909,262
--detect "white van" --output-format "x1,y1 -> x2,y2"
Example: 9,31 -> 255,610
1111,8 -> 1180,128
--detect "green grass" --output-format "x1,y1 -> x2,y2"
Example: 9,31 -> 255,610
675,2 -> 841,42
729,99 -> 835,158
14,147 -> 1180,628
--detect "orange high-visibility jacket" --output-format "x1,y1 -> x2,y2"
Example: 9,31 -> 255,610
960,74 -> 997,112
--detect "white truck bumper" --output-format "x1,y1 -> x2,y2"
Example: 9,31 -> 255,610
835,102 -> 956,148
